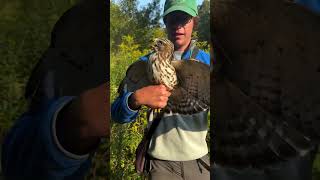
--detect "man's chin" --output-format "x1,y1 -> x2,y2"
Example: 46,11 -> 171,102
173,39 -> 186,49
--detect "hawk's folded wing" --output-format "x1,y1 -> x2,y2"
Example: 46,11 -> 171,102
118,60 -> 152,94
166,60 -> 210,114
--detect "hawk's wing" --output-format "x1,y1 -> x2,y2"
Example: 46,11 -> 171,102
212,0 -> 320,168
118,60 -> 152,94
165,60 -> 210,114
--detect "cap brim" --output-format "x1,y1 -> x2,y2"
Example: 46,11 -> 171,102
162,6 -> 198,18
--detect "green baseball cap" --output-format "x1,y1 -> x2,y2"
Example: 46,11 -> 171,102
163,0 -> 198,17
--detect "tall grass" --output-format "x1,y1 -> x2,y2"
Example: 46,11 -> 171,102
110,35 -> 149,179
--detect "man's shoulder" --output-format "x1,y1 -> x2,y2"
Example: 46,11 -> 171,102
197,49 -> 210,58
138,49 -> 210,66
195,49 -> 210,66
139,53 -> 152,61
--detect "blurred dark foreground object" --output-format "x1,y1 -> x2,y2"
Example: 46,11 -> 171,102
2,0 -> 109,179
25,0 -> 108,108
211,0 -> 320,170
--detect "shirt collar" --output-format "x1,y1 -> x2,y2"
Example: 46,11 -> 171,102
180,39 -> 197,60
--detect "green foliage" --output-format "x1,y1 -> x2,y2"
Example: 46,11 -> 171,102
196,0 -> 210,42
110,1 -> 133,50
110,0 -> 163,51
192,31 -> 210,53
110,35 -> 148,179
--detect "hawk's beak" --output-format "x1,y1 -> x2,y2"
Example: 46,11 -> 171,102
152,44 -> 157,51
151,38 -> 160,51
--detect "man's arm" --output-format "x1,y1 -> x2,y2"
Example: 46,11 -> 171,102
111,84 -> 171,123
130,85 -> 171,109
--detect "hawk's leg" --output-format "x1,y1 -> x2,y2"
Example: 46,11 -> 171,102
154,108 -> 162,114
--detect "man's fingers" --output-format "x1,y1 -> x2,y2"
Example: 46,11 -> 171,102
159,96 -> 168,102
164,91 -> 171,97
156,85 -> 171,97
159,89 -> 171,97
158,84 -> 167,90
135,84 -> 172,109
157,101 -> 167,108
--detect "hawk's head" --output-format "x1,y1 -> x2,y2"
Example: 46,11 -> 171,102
152,38 -> 174,61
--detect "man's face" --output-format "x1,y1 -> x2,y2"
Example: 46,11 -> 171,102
165,11 -> 194,50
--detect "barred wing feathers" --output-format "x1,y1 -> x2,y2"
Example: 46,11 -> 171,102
166,60 -> 210,114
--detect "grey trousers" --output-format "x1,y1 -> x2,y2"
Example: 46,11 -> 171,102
147,155 -> 210,180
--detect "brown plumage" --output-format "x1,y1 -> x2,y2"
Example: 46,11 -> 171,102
212,0 -> 320,169
147,38 -> 177,90
119,38 -> 210,114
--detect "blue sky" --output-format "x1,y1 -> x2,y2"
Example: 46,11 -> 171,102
138,0 -> 205,11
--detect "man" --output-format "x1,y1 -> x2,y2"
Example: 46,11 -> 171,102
111,0 -> 210,179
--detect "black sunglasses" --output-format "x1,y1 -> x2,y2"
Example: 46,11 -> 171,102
164,12 -> 193,27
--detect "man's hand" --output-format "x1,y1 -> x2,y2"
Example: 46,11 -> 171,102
129,85 -> 171,110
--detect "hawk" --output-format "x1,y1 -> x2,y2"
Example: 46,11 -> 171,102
119,38 -> 210,114
212,0 -> 320,168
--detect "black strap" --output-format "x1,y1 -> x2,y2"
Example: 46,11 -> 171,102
145,112 -> 162,140
191,46 -> 199,59
197,158 -> 211,171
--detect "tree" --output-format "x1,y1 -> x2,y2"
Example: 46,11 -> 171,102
196,0 -> 210,42
110,0 -> 163,51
